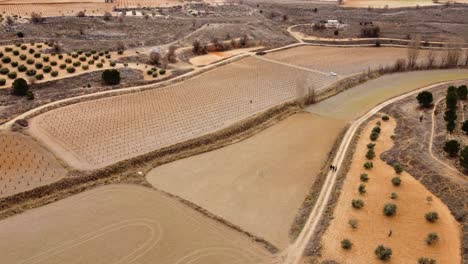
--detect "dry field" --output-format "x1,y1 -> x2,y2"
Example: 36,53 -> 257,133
0,184 -> 272,263
0,43 -> 168,88
319,118 -> 461,263
146,113 -> 345,249
307,69 -> 468,120
344,0 -> 468,8
189,47 -> 262,67
265,46 -> 443,77
29,56 -> 335,170
0,132 -> 65,198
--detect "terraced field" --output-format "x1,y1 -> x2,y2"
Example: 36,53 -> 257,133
0,132 -> 65,198
265,46 -> 443,77
0,185 -> 272,264
30,56 -> 335,169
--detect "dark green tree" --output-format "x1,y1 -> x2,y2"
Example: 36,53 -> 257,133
462,120 -> 468,135
443,109 -> 457,122
416,91 -> 433,108
460,146 -> 468,170
11,78 -> 29,96
101,69 -> 120,85
446,121 -> 456,133
375,245 -> 392,261
457,85 -> 467,100
443,140 -> 460,157
446,91 -> 458,109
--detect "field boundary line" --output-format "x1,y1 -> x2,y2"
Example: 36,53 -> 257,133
254,56 -> 331,76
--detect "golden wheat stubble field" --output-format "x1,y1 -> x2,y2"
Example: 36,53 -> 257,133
265,46 -> 443,77
319,118 -> 460,263
29,56 -> 336,170
0,184 -> 272,264
147,113 -> 346,249
0,132 -> 66,198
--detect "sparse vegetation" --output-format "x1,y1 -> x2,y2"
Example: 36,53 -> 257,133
425,212 -> 439,223
360,173 -> 369,182
340,239 -> 353,250
425,232 -> 439,245
348,219 -> 358,229
383,203 -> 397,216
364,161 -> 373,169
393,163 -> 403,174
443,140 -> 460,157
418,257 -> 436,264
374,245 -> 392,261
391,176 -> 401,186
352,199 -> 364,209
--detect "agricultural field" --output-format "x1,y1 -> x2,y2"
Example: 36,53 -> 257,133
307,69 -> 468,120
0,184 -> 272,263
0,132 -> 65,198
0,43 -> 168,88
319,118 -> 460,263
146,113 -> 345,249
344,0 -> 468,8
29,56 -> 336,169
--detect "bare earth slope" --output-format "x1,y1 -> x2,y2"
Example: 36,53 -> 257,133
0,185 -> 272,264
320,119 -> 461,263
146,113 -> 345,249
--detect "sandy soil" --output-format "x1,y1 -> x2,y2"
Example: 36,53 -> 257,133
0,43 -> 169,88
189,47 -> 262,66
265,46 -> 444,78
344,0 -> 468,8
319,118 -> 461,263
146,113 -> 345,249
307,69 -> 468,120
0,132 -> 66,198
0,184 -> 272,263
29,56 -> 334,170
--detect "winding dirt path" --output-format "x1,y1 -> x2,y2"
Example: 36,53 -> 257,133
281,80 -> 468,264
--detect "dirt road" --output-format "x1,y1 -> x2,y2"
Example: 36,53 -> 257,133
281,80 -> 468,264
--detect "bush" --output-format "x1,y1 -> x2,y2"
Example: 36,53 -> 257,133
59,64 -> 66,69
391,177 -> 401,186
34,53 -> 41,58
66,67 -> 75,73
28,48 -> 34,54
12,50 -> 19,56
364,161 -> 373,169
102,69 -> 120,85
43,66 -> 52,73
460,146 -> 468,170
105,54 -> 111,59
348,219 -> 358,229
358,184 -> 366,194
426,232 -> 438,245
152,72 -> 158,78
446,121 -> 456,133
0,78 -> 5,85
457,85 -> 467,100
393,163 -> 403,174
19,54 -> 26,60
352,199 -> 364,209
416,91 -> 433,107
88,60 -> 94,65
390,192 -> 398,199
11,61 -> 18,67
418,257 -> 436,264
51,71 -> 58,77
446,90 -> 458,109
93,55 -> 99,60
96,63 -> 103,68
77,11 -> 86,17
81,65 -> 89,71
340,239 -> 353,250
443,140 -> 460,157
42,56 -> 49,62
26,69 -> 36,76
370,131 -> 379,141
73,61 -> 81,67
110,61 -> 116,67
17,31 -> 23,38
159,69 -> 166,75
367,143 -> 376,149
11,78 -> 28,96
1,56 -> 11,63
462,120 -> 468,135
425,212 -> 439,223
26,91 -> 34,100
146,70 -> 153,75
35,73 -> 44,80
7,71 -> 17,79
444,109 -> 457,123
0,67 -> 9,75
50,61 -> 57,66
35,62 -> 43,69
65,58 -> 72,64
4,47 -> 12,52
366,149 -> 375,160
21,45 -> 27,50
58,54 -> 63,59
79,56 -> 86,62
71,54 -> 78,58
360,173 -> 369,182
374,245 -> 392,261
383,203 -> 397,216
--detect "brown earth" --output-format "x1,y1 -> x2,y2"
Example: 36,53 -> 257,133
0,184 -> 273,264
320,118 -> 461,264
146,112 -> 346,249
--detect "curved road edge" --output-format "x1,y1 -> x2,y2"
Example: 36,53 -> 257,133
282,79 -> 468,264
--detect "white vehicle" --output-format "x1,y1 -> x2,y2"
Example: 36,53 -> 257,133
330,72 -> 338,76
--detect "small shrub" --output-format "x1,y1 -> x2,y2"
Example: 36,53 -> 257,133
50,61 -> 57,66
26,69 -> 36,76
367,143 -> 375,149
152,72 -> 158,78
11,61 -> 18,67
1,56 -> 11,63
364,161 -> 373,169
105,54 -> 111,59
370,131 -> 379,141
34,53 -> 41,58
393,163 -> 403,174
0,52 -> 3,58
17,31 -> 24,38
366,149 -> 375,160
4,47 -> 12,52
418,257 -> 436,264
43,66 -> 51,73
391,177 -> 401,186
35,62 -> 43,69
26,59 -> 34,65
65,58 -> 72,64
348,219 -> 358,229
73,61 -> 81,67
35,73 -> 44,80
42,56 -> 49,62
21,45 -> 27,50
352,199 -> 364,209
59,64 -> 66,69
82,65 -> 89,70
383,203 -> 397,216
11,78 -> 28,96
96,63 -> 103,68
26,91 -> 34,100
425,212 -> 439,223
79,56 -> 86,62
12,50 -> 19,56
0,78 -> 5,85
88,60 -> 94,65
146,70 -> 153,75
28,48 -> 35,54
390,192 -> 398,199
7,71 -> 17,79
51,71 -> 58,77
19,54 -> 26,60
360,173 -> 369,182
17,65 -> 27,72
341,239 -> 353,250
358,183 -> 366,194
101,69 -> 120,85
159,69 -> 166,75
110,61 -> 116,67
0,67 -> 9,75
66,66 -> 75,73
71,54 -> 78,58
443,140 -> 460,157
375,245 -> 392,261
117,50 -> 123,55
426,232 -> 439,245
58,54 -> 63,59
93,55 -> 99,60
